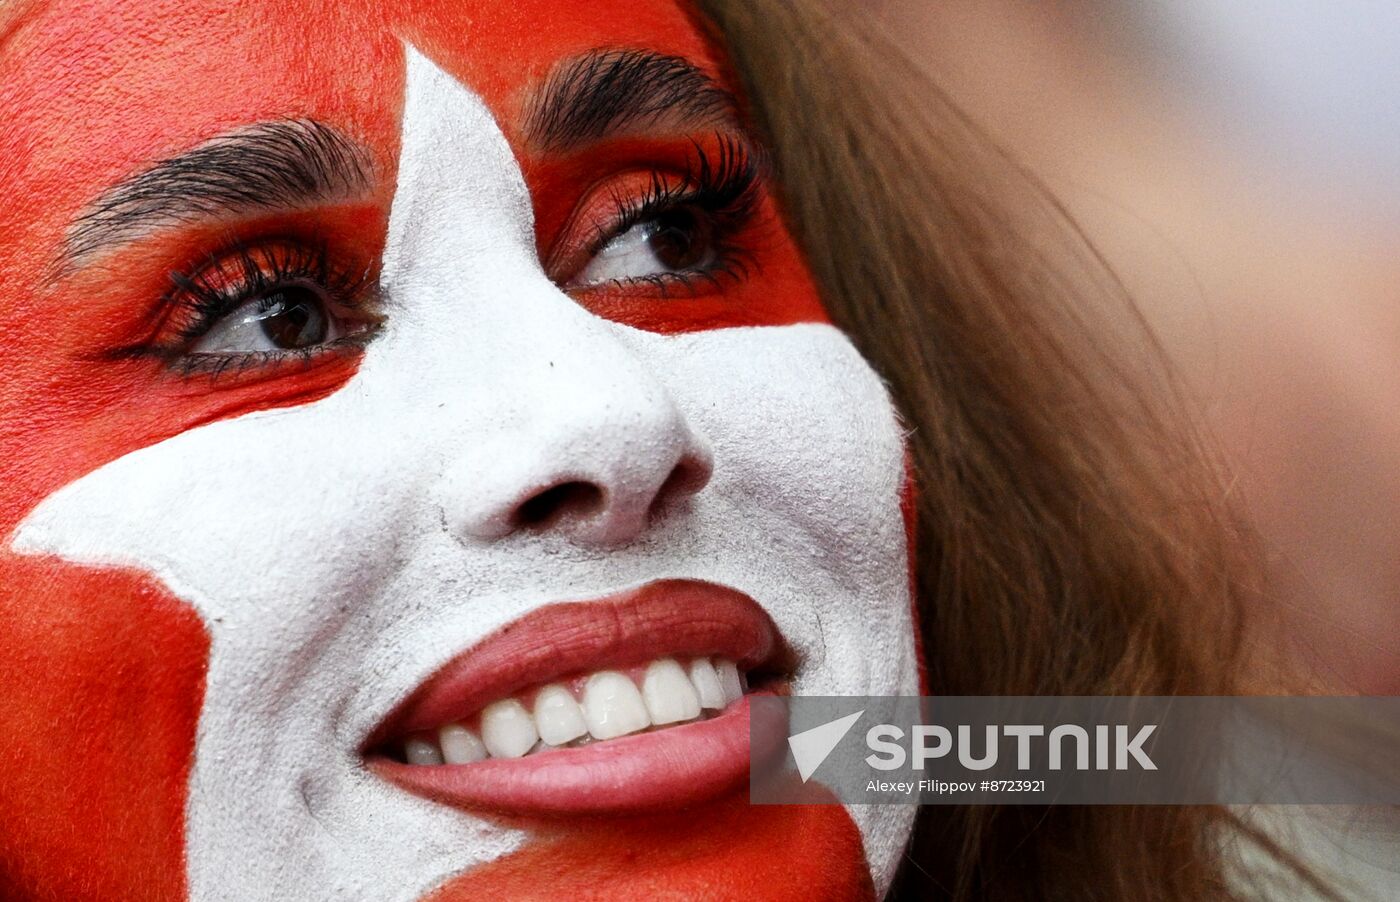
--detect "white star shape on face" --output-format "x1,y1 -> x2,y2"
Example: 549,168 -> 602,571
13,44 -> 918,901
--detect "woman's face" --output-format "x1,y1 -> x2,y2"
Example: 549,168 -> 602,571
0,0 -> 918,898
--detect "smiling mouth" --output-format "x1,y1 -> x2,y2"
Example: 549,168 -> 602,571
391,654 -> 751,763
365,580 -> 792,816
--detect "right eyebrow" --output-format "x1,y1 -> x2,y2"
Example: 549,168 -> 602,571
58,119 -> 372,274
524,49 -> 739,152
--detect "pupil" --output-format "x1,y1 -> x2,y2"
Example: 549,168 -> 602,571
647,209 -> 709,271
258,288 -> 328,349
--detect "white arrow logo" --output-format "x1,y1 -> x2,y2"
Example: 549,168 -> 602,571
788,710 -> 864,782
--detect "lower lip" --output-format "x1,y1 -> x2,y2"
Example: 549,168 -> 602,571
370,693 -> 776,817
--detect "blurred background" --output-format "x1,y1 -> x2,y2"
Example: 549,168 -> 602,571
871,0 -> 1400,693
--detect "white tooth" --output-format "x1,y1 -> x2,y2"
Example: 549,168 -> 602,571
438,723 -> 487,764
688,658 -> 726,710
480,699 -> 539,759
582,670 -> 651,740
404,735 -> 444,766
642,658 -> 702,725
716,659 -> 744,704
533,684 -> 588,746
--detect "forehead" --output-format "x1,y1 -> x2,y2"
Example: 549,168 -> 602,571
0,0 -> 713,261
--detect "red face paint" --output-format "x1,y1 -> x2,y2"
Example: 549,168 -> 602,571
0,1 -> 886,899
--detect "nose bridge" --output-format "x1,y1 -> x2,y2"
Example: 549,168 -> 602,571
434,283 -> 714,547
378,44 -> 710,547
483,287 -> 693,463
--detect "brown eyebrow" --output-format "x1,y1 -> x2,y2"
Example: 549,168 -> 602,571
524,48 -> 738,152
56,119 -> 372,275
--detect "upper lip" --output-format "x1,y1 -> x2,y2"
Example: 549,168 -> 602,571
364,578 -> 788,753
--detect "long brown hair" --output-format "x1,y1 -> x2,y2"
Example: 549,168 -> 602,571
694,1 -> 1333,898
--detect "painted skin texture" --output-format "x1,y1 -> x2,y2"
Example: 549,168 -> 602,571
0,1 -> 919,900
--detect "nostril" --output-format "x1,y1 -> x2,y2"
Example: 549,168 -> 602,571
648,456 -> 711,520
514,481 -> 604,530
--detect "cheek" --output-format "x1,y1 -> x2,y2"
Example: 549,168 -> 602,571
0,211 -> 380,539
0,555 -> 207,901
0,357 -> 366,538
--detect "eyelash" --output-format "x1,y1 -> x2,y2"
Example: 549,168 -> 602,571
138,136 -> 762,380
157,240 -> 378,377
575,134 -> 764,294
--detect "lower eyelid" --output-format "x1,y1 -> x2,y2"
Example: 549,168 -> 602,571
173,329 -> 379,381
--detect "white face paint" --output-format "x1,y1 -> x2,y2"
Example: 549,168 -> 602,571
12,46 -> 918,900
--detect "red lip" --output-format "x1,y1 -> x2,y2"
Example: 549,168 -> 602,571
365,579 -> 789,816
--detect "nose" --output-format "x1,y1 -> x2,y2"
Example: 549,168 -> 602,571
438,333 -> 714,549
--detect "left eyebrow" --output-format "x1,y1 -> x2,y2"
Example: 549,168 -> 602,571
57,118 -> 372,275
524,48 -> 738,152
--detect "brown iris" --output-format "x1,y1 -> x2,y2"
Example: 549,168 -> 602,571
255,287 -> 330,349
645,208 -> 715,272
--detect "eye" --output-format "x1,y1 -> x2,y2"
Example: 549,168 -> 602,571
191,283 -> 343,354
149,240 -> 381,377
572,207 -> 718,288
554,136 -> 764,295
